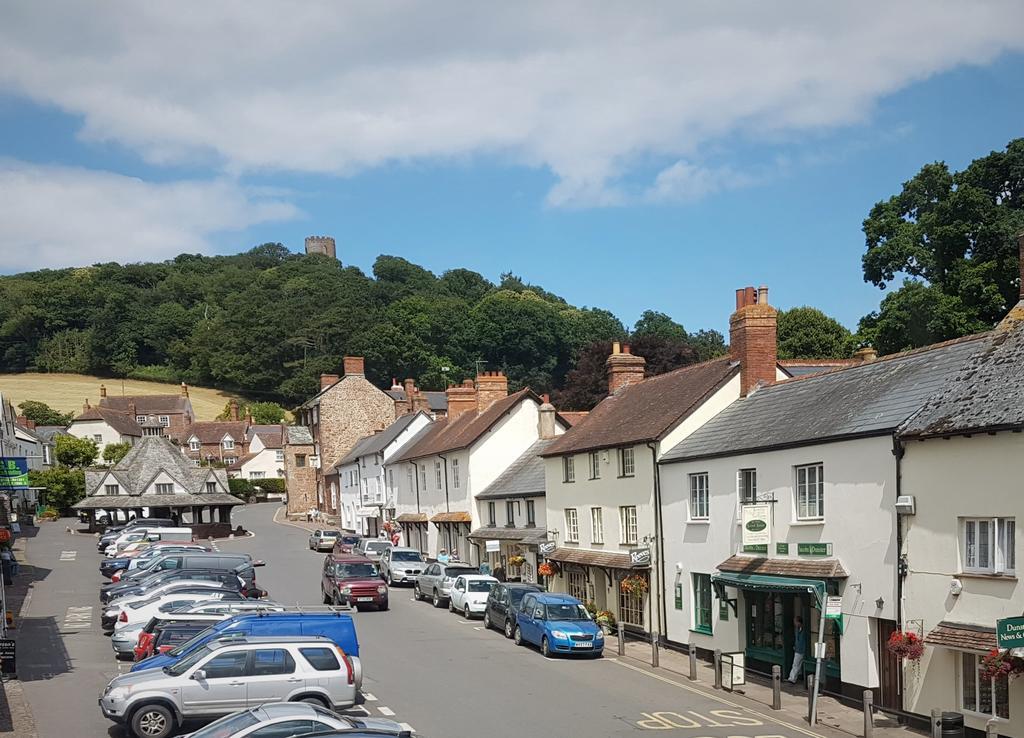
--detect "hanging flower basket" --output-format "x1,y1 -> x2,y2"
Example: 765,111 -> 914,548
886,630 -> 924,661
596,609 -> 617,632
538,562 -> 559,577
620,573 -> 649,596
508,554 -> 527,568
981,649 -> 1024,680
382,520 -> 402,534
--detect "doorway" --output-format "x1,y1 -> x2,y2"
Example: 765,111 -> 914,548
876,619 -> 902,709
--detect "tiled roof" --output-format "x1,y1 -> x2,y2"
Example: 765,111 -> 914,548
475,439 -> 552,500
468,527 -> 548,545
430,511 -> 473,523
900,320 -> 1024,437
386,389 -> 449,412
396,513 -> 429,523
177,421 -> 248,445
546,547 -> 636,570
100,394 -> 191,415
335,412 -> 428,468
246,425 -> 285,448
662,335 -> 987,463
716,555 -> 848,579
286,425 -> 314,445
541,357 -> 738,457
394,390 -> 538,462
227,451 -> 259,470
558,412 -> 589,427
73,407 -> 144,436
924,621 -> 996,652
33,425 -> 70,441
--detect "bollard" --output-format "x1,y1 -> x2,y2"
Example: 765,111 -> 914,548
931,708 -> 942,738
617,621 -> 625,656
651,632 -> 660,668
863,690 -> 874,738
986,718 -> 998,738
771,665 -> 782,710
688,643 -> 698,681
713,649 -> 722,689
807,674 -> 816,724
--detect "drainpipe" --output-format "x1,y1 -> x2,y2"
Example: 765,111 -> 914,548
891,435 -> 905,628
439,453 -> 452,553
409,460 -> 423,553
647,442 -> 666,642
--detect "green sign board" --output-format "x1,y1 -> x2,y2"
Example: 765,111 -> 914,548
719,598 -> 729,621
797,542 -> 832,556
0,458 -> 29,490
742,544 -> 768,554
776,542 -> 789,555
674,583 -> 683,611
997,616 -> 1024,649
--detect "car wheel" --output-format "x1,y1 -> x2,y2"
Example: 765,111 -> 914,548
413,584 -> 422,601
387,572 -> 394,587
542,636 -> 552,658
379,600 -> 389,611
514,625 -> 524,646
483,611 -> 492,629
299,695 -> 329,708
504,618 -> 515,639
432,590 -> 442,608
448,598 -> 456,613
464,604 -> 471,620
131,703 -> 173,738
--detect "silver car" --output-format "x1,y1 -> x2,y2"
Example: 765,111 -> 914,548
180,701 -> 408,738
99,636 -> 359,738
354,539 -> 391,562
414,562 -> 480,607
111,622 -> 146,658
379,546 -> 426,586
308,529 -> 341,551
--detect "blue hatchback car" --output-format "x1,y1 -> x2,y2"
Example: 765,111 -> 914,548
514,592 -> 604,657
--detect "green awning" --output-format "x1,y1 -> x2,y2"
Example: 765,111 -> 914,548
712,571 -> 825,607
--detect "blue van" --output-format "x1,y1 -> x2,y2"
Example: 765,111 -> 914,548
131,611 -> 360,682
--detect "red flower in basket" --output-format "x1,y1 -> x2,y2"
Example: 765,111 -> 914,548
538,562 -> 557,577
886,630 -> 924,661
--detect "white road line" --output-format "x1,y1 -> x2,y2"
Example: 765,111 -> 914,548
378,706 -> 396,717
473,626 -> 485,631
62,605 -> 92,629
59,550 -> 77,561
362,693 -> 378,702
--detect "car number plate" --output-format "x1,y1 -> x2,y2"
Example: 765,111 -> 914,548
572,641 -> 594,648
357,597 -> 374,602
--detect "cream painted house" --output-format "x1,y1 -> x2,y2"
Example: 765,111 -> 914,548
67,406 -> 143,457
228,425 -> 287,481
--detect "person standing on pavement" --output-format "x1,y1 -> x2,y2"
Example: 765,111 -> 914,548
788,615 -> 806,683
437,549 -> 450,564
493,564 -> 506,582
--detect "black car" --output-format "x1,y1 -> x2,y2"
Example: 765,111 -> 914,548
102,553 -> 261,599
101,568 -> 249,605
483,582 -> 545,638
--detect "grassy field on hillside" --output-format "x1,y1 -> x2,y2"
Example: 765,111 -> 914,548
0,373 -> 238,421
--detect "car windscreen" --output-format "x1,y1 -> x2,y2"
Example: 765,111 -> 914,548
340,536 -> 360,545
444,566 -> 477,577
128,597 -> 159,609
166,644 -> 212,676
546,603 -> 591,621
364,541 -> 389,552
391,551 -> 422,562
184,710 -> 260,738
322,530 -> 341,537
335,563 -> 379,578
167,625 -> 217,656
468,580 -> 495,593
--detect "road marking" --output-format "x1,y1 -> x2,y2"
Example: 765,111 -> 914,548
473,626 -> 485,631
610,659 -> 827,738
62,605 -> 92,629
378,706 -> 396,716
363,693 -> 378,702
59,550 -> 77,561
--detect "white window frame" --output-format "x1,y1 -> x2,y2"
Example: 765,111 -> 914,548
959,651 -> 1010,719
136,415 -> 146,424
618,446 -> 635,477
155,482 -> 174,495
275,450 -> 285,463
104,484 -> 118,496
738,468 -> 757,505
962,517 -> 1015,575
506,500 -> 516,526
419,465 -> 426,490
689,472 -> 709,521
189,439 -> 200,451
619,505 -> 638,544
589,451 -> 601,480
434,461 -> 443,489
564,508 -> 579,542
42,445 -> 52,465
795,463 -> 824,521
452,459 -> 460,488
224,456 -> 236,465
563,456 -> 575,483
93,434 -> 103,443
222,437 -> 235,450
158,415 -> 170,427
591,507 -> 604,544
249,471 -> 266,479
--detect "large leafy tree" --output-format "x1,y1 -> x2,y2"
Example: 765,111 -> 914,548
102,442 -> 132,465
54,434 -> 98,468
28,467 -> 86,511
860,139 -> 1024,353
17,400 -> 73,426
633,310 -> 687,341
777,307 -> 854,359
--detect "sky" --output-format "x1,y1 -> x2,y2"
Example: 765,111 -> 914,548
1,2 -> 1023,335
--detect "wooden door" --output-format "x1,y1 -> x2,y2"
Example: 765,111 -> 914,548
877,619 -> 902,709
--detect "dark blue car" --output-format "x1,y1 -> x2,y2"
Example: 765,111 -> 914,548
514,592 -> 604,658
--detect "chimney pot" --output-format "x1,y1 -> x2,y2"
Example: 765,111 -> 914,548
99,384 -> 107,399
229,399 -> 240,422
757,286 -> 769,305
180,382 -> 189,397
854,346 -> 879,363
622,344 -> 632,355
391,377 -> 401,390
343,356 -> 365,377
320,373 -> 340,391
612,341 -> 621,355
735,289 -> 745,310
730,284 -> 778,397
744,286 -> 757,306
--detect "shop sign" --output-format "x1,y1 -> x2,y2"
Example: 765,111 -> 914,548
630,547 -> 651,568
742,544 -> 768,554
997,616 -> 1024,649
719,598 -> 729,621
797,542 -> 832,556
776,542 -> 789,555
0,639 -> 14,675
485,540 -> 500,553
674,583 -> 683,610
538,541 -> 557,556
0,458 -> 28,490
741,504 -> 771,547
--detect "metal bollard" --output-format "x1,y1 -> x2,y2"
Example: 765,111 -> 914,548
771,665 -> 782,710
713,649 -> 722,689
931,708 -> 942,738
651,632 -> 660,668
617,621 -> 625,656
807,675 -> 816,724
986,718 -> 998,738
688,643 -> 697,681
863,690 -> 874,738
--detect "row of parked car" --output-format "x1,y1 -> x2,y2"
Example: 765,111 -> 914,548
308,530 -> 607,659
92,518 -> 409,738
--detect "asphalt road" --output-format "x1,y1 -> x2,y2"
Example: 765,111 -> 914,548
17,504 -> 832,738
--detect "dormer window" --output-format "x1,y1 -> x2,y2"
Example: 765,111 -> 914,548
158,415 -> 170,427
223,438 -> 235,450
189,438 -> 200,451
136,415 -> 146,424
206,481 -> 217,494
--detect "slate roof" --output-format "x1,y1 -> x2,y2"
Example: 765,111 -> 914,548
33,425 -> 70,442
716,555 -> 848,579
246,425 -> 285,448
100,394 -> 192,415
73,407 -> 144,436
468,527 -> 549,545
546,547 -> 635,570
779,359 -> 857,377
177,421 -> 248,445
286,426 -> 314,445
476,439 -> 553,500
393,390 -> 539,462
541,357 -> 738,457
334,412 -> 428,469
661,335 -> 988,463
925,621 -> 996,652
386,389 -> 449,412
900,321 -> 1024,438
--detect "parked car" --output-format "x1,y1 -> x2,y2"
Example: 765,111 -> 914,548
112,589 -> 246,631
169,599 -> 285,617
321,554 -> 388,610
447,574 -> 498,618
379,546 -> 425,586
331,534 -> 362,554
414,562 -> 479,607
100,636 -> 359,738
101,544 -> 209,579
483,582 -> 544,637
97,518 -> 176,552
111,622 -> 146,659
149,622 -> 213,658
131,610 -> 361,680
101,567 -> 252,607
308,529 -> 342,552
102,555 -> 263,601
354,538 -> 391,561
135,613 -> 229,661
177,701 -> 409,738
514,593 -> 604,658
103,582 -> 244,629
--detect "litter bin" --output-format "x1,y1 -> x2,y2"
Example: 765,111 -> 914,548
940,712 -> 964,738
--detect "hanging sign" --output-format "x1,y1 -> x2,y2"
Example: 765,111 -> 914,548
538,541 -> 557,556
629,547 -> 651,568
0,459 -> 29,490
741,504 -> 772,547
997,616 -> 1024,649
485,540 -> 500,553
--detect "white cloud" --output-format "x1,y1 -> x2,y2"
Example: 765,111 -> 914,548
0,2 -> 1021,206
0,162 -> 299,272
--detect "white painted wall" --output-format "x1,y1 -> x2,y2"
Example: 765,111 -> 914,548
232,448 -> 284,480
901,433 -> 1024,733
68,419 -> 134,457
660,434 -> 898,690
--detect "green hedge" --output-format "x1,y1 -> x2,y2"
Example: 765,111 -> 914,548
228,477 -> 286,500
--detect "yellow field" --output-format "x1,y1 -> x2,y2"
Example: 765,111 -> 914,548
0,373 -> 239,421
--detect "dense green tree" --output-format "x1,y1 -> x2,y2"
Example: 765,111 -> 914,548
633,310 -> 687,341
688,329 -> 727,362
17,400 -> 73,426
860,138 -> 1024,352
54,434 -> 98,468
777,307 -> 855,359
28,466 -> 86,511
102,442 -> 132,465
247,402 -> 287,424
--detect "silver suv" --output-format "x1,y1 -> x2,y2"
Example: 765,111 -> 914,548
99,636 -> 358,738
379,547 -> 425,586
414,562 -> 480,607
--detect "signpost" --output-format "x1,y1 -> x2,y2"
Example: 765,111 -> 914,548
996,616 -> 1024,649
742,504 -> 772,549
629,547 -> 651,568
0,638 -> 14,675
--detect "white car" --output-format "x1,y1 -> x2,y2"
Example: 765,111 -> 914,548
172,599 -> 286,616
112,589 -> 243,632
448,574 -> 498,618
105,584 -> 240,630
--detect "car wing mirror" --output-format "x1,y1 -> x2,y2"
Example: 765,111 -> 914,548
191,669 -> 207,681
253,560 -> 266,567
534,608 -> 544,619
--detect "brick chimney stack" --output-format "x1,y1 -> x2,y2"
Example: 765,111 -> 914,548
99,384 -> 107,399
476,371 -> 509,412
606,341 -> 646,395
180,382 -> 189,397
853,346 -> 878,363
320,373 -> 339,391
16,415 -> 36,430
229,399 -> 240,422
83,399 -> 91,412
446,379 -> 477,420
730,285 -> 778,397
343,356 -> 365,377
538,394 -> 557,439
412,389 -> 431,414
391,378 -> 401,391
128,401 -> 137,419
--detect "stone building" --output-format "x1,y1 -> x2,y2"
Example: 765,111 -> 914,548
98,382 -> 196,439
304,235 -> 336,259
283,425 -> 318,517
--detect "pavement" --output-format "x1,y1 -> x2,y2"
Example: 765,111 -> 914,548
4,503 -> 928,738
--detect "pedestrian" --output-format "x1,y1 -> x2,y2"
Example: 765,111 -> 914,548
493,564 -> 506,582
437,548 -> 450,564
787,615 -> 806,684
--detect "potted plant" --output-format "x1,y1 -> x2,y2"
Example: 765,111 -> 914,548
619,573 -> 649,596
596,610 -> 617,633
508,554 -> 526,567
981,649 -> 1024,680
885,630 -> 924,661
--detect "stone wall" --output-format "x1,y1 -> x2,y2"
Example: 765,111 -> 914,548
285,441 -> 318,517
315,375 -> 396,473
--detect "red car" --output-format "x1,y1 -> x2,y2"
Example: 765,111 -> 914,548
321,553 -> 388,610
331,534 -> 362,554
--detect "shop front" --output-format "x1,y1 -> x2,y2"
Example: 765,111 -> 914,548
396,513 -> 429,553
468,527 -> 547,582
546,547 -> 650,634
430,511 -> 472,561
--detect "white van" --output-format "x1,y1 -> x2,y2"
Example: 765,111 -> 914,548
146,527 -> 193,543
106,527 -> 193,556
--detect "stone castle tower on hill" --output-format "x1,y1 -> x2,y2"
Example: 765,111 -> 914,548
304,235 -> 336,259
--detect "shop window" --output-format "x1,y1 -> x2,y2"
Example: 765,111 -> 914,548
618,580 -> 644,627
961,652 -> 1010,719
567,570 -> 587,602
692,573 -> 712,634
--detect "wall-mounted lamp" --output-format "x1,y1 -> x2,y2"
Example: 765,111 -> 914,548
875,597 -> 885,609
